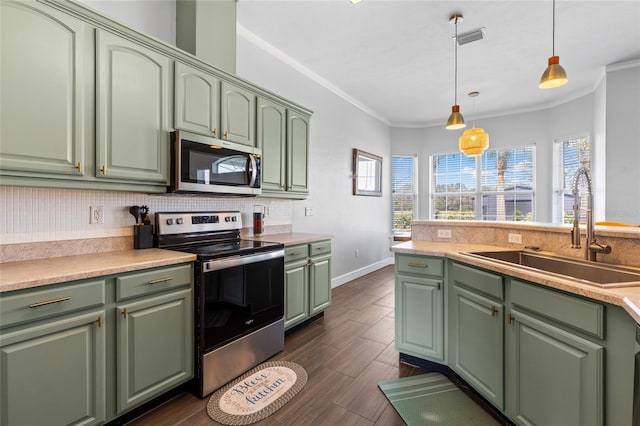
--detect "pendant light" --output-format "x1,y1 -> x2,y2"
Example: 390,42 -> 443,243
446,14 -> 466,130
459,91 -> 489,156
539,0 -> 568,89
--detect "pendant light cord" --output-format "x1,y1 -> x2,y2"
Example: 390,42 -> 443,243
454,18 -> 458,105
552,0 -> 556,56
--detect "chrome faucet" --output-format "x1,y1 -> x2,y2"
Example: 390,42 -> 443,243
570,167 -> 611,261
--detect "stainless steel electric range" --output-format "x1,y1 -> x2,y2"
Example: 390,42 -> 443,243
154,211 -> 285,397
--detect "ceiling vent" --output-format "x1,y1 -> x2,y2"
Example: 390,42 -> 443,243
456,28 -> 486,45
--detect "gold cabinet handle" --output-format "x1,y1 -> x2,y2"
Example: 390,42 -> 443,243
223,130 -> 229,139
407,263 -> 428,268
29,296 -> 70,308
507,312 -> 514,324
100,165 -> 107,175
97,316 -> 102,328
212,128 -> 218,136
76,162 -> 82,173
288,252 -> 303,257
436,281 -> 441,290
122,308 -> 128,319
148,276 -> 173,285
490,306 -> 499,316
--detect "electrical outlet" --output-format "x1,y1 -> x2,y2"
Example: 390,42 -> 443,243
90,206 -> 104,224
508,233 -> 522,244
305,207 -> 314,216
437,229 -> 452,238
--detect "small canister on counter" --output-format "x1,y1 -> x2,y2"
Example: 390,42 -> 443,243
253,205 -> 264,237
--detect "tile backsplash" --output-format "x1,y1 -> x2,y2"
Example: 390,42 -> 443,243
0,186 -> 293,245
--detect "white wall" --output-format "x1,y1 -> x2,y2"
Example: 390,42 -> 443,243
236,33 -> 393,284
79,0 -> 176,45
605,63 -> 640,223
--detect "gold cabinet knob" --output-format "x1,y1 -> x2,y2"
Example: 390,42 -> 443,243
490,306 -> 499,316
100,165 -> 107,175
223,130 -> 229,139
212,128 -> 217,136
76,162 -> 82,173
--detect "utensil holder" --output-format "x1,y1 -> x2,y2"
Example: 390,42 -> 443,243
133,224 -> 153,249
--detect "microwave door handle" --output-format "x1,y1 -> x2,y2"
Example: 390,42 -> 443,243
248,154 -> 258,187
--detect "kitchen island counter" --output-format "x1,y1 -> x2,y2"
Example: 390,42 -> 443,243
392,240 -> 640,326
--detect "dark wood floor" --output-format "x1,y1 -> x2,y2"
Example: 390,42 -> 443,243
128,265 -> 427,425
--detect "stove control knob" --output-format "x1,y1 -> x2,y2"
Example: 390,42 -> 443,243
225,216 -> 231,222
166,218 -> 174,225
176,217 -> 184,225
231,216 -> 237,222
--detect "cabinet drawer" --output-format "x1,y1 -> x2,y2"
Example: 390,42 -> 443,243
310,240 -> 331,257
511,279 -> 604,339
451,262 -> 503,301
396,254 -> 444,278
0,279 -> 105,328
116,264 -> 192,301
284,245 -> 309,263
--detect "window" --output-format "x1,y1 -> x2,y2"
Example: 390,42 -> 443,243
392,155 -> 417,233
431,146 -> 535,221
554,136 -> 590,224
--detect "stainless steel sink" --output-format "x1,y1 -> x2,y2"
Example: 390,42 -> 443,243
464,250 -> 640,288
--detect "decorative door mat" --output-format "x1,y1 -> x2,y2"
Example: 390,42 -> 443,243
207,361 -> 307,425
378,372 -> 500,425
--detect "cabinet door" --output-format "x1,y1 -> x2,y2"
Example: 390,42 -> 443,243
257,97 -> 286,192
220,81 -> 255,147
174,62 -> 220,137
116,289 -> 193,413
309,254 -> 331,316
0,0 -> 86,176
508,309 -> 604,426
0,311 -> 105,426
450,284 -> 504,410
284,261 -> 309,329
286,111 -> 310,194
395,273 -> 444,361
96,29 -> 170,183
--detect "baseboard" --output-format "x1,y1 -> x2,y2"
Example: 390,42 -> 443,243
331,256 -> 394,288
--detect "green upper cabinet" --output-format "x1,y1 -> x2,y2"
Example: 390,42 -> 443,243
257,97 -> 287,192
96,29 -> 170,183
174,62 -> 220,138
0,0 -> 87,177
220,81 -> 256,147
287,110 -> 310,195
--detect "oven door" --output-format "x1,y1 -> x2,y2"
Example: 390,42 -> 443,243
198,250 -> 284,354
172,130 -> 261,195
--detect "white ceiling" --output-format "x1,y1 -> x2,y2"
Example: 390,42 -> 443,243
236,0 -> 640,127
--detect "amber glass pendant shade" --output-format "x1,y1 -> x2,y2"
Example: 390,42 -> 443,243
459,127 -> 489,156
539,55 -> 568,89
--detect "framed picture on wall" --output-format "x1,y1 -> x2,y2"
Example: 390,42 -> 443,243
353,148 -> 382,196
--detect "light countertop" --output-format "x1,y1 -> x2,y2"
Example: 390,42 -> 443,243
0,249 -> 196,293
392,240 -> 640,326
244,232 -> 332,246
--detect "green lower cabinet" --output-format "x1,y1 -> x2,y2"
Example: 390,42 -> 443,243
507,309 -> 604,426
450,284 -> 504,410
0,311 -> 106,426
116,289 -> 193,414
395,273 -> 444,361
284,259 -> 309,329
309,254 -> 331,316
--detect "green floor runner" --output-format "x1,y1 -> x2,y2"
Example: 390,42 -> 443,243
378,372 -> 500,425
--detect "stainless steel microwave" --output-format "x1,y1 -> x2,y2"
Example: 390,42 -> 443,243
170,130 -> 261,196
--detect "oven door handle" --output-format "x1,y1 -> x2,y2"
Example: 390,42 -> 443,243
203,249 -> 284,272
